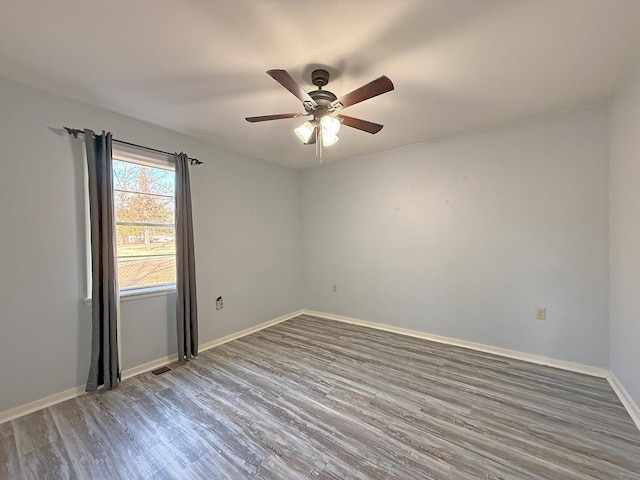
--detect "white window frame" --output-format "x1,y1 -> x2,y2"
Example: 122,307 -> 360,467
84,144 -> 177,303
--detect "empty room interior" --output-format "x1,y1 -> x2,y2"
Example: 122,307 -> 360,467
1,1 -> 640,478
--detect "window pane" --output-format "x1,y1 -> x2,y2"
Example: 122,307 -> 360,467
118,256 -> 176,290
116,226 -> 175,255
115,191 -> 175,224
116,226 -> 176,289
113,160 -> 175,196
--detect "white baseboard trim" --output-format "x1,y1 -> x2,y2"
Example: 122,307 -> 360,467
119,309 -> 304,380
607,373 -> 640,431
198,309 -> 304,353
120,355 -> 176,381
0,385 -> 88,425
302,309 -> 609,378
0,309 -> 304,425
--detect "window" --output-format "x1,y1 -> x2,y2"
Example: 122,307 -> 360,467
112,150 -> 176,293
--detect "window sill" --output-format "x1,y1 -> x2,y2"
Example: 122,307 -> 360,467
84,285 -> 176,306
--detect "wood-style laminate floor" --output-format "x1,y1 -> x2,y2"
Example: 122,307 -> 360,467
2,314 -> 640,479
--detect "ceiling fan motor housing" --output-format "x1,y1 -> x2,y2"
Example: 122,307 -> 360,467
307,69 -> 337,115
309,89 -> 337,105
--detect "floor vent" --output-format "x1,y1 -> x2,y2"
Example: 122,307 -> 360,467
151,366 -> 171,376
151,361 -> 188,376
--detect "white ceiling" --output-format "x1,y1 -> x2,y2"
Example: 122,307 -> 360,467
1,1 -> 640,168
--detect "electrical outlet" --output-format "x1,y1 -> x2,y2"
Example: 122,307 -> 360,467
216,296 -> 223,310
536,307 -> 546,320
332,284 -> 337,293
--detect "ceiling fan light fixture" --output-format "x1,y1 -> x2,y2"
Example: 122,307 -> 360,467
321,115 -> 341,136
322,133 -> 339,147
294,121 -> 314,143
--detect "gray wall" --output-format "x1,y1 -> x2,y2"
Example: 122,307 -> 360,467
609,65 -> 640,406
0,77 -> 303,412
302,105 -> 610,367
1,73 -> 633,415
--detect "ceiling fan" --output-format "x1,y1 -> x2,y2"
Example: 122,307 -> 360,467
246,68 -> 394,162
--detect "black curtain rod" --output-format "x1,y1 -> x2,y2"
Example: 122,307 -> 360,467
64,127 -> 203,165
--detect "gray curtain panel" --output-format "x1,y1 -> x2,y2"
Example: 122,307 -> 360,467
85,130 -> 120,391
175,152 -> 198,361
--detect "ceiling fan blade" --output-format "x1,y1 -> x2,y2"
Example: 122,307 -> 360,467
245,113 -> 309,123
332,75 -> 394,110
337,114 -> 384,134
304,125 -> 318,145
267,69 -> 317,106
